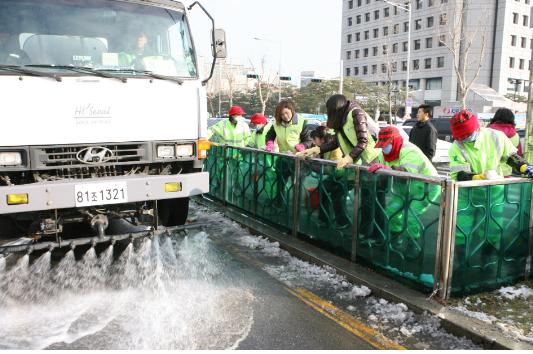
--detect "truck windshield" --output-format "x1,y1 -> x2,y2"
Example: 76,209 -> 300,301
0,0 -> 197,78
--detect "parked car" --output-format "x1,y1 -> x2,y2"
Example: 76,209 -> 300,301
399,120 -> 451,164
402,118 -> 453,142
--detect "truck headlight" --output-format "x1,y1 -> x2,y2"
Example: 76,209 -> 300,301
157,145 -> 176,159
176,144 -> 194,157
0,152 -> 22,166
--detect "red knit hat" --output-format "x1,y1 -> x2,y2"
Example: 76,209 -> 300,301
451,110 -> 480,141
375,126 -> 402,148
228,106 -> 246,117
250,113 -> 267,125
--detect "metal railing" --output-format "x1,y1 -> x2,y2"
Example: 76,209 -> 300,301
204,145 -> 533,300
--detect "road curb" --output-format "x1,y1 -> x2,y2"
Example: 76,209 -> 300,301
196,196 -> 533,350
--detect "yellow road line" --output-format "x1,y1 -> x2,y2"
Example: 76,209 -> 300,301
287,287 -> 406,350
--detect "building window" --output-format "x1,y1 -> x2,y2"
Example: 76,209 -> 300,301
426,77 -> 442,90
404,21 -> 410,32
348,0 -> 353,9
364,30 -> 370,40
426,37 -> 433,48
510,57 -> 515,68
383,26 -> 389,36
354,67 -> 359,76
415,19 -> 422,30
384,7 -> 390,17
356,15 -> 362,24
416,0 -> 423,9
374,10 -> 380,20
425,58 -> 432,69
364,48 -> 369,57
437,56 -> 444,68
441,0 -> 448,3
373,28 -> 379,38
355,49 -> 360,58
402,61 -> 408,71
427,16 -> 434,27
414,39 -> 421,50
383,44 -> 388,54
413,59 -> 420,70
373,46 -> 378,56
403,41 -> 408,51
524,15 -> 529,26
393,24 -> 400,34
394,6 -> 398,15
347,34 -> 352,43
522,37 -> 527,48
365,12 -> 371,22
346,51 -> 352,60
348,17 -> 353,26
381,64 -> 387,73
513,13 -> 519,24
356,32 -> 361,41
392,43 -> 399,53
409,79 -> 421,90
392,62 -> 398,72
439,34 -> 446,46
520,59 -> 525,70
357,0 -> 361,6
372,64 -> 377,74
346,68 -> 351,77
440,13 -> 448,25
511,35 -> 517,46
428,0 -> 434,6
363,65 -> 368,75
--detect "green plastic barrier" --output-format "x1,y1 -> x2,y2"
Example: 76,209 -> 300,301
451,182 -> 532,295
356,170 -> 442,292
253,152 -> 295,230
204,145 -> 226,201
225,147 -> 255,212
297,159 -> 354,255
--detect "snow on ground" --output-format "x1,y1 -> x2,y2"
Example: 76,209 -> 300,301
498,286 -> 533,301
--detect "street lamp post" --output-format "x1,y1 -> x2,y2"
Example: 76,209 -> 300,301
254,37 -> 283,102
377,0 -> 411,119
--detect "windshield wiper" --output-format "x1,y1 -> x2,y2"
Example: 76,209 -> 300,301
0,64 -> 62,81
25,64 -> 127,83
99,69 -> 184,85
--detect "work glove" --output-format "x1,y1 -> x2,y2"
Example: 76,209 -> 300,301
295,144 -> 306,152
368,163 -> 389,174
472,174 -> 485,181
295,146 -> 321,157
336,155 -> 354,169
265,141 -> 275,152
520,164 -> 533,177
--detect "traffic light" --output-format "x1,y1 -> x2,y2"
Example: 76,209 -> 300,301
310,79 -> 323,83
279,76 -> 292,81
247,74 -> 259,79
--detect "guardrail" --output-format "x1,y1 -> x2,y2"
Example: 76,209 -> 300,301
204,145 -> 533,300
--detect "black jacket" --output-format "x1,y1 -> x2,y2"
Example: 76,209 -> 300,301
409,120 -> 437,160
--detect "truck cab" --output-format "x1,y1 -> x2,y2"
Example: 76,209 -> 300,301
0,0 -> 219,243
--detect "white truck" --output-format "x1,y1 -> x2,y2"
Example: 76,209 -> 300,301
0,0 -> 225,245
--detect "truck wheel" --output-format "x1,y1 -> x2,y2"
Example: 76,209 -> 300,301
0,216 -> 23,241
157,198 -> 189,227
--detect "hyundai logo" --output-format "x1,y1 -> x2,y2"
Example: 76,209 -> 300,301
76,147 -> 114,165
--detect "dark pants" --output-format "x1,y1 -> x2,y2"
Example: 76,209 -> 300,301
318,177 -> 352,227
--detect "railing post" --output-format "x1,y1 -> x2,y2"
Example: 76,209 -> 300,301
527,182 -> 533,279
292,157 -> 302,238
252,150 -> 259,217
222,145 -> 228,206
351,167 -> 361,263
433,180 -> 447,297
437,180 -> 458,301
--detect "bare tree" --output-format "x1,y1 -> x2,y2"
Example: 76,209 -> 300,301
440,0 -> 487,108
248,57 -> 277,114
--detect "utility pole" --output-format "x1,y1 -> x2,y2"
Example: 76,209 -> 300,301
339,60 -> 344,94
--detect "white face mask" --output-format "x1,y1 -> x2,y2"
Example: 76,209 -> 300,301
230,115 -> 244,123
382,144 -> 393,155
462,131 -> 478,143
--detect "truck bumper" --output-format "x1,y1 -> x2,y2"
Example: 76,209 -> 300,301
0,172 -> 209,214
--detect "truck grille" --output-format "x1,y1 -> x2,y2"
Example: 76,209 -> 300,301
31,143 -> 151,170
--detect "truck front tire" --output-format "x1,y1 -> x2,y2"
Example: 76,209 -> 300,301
157,198 -> 189,227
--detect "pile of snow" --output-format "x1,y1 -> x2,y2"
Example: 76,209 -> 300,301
450,306 -> 497,324
498,286 -> 533,300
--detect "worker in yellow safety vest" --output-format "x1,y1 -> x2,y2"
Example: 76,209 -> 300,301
448,110 -> 533,181
296,94 -> 380,169
248,113 -> 272,150
207,106 -> 251,147
487,108 -> 523,177
265,100 -> 313,153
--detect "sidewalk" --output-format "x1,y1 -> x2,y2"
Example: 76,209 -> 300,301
196,196 -> 533,349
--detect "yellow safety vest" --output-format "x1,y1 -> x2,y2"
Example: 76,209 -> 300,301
337,110 -> 380,165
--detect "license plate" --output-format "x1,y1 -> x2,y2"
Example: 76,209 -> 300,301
75,182 -> 128,207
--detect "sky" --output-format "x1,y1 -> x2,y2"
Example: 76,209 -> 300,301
185,0 -> 343,84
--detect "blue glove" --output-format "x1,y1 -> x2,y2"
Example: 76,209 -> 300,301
520,164 -> 533,177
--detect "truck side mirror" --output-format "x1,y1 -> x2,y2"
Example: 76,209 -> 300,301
213,29 -> 227,59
